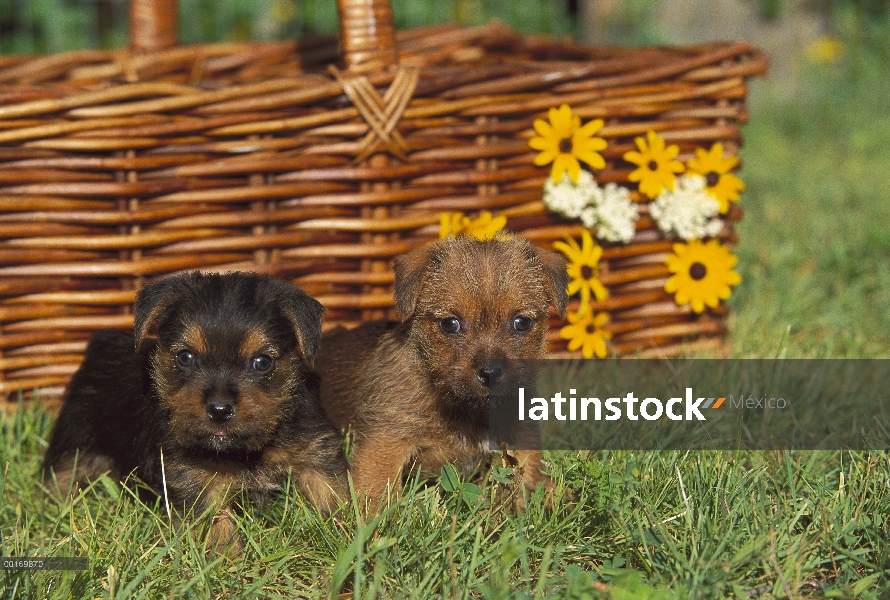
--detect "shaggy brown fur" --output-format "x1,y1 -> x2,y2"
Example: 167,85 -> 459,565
317,236 -> 568,509
42,272 -> 347,552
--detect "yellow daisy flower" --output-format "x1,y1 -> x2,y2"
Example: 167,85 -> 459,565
560,310 -> 611,359
623,130 -> 685,199
529,104 -> 608,183
552,229 -> 609,305
439,210 -> 508,241
686,143 -> 745,213
664,239 -> 742,313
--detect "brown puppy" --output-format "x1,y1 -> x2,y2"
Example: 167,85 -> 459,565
43,272 -> 347,551
317,235 -> 568,509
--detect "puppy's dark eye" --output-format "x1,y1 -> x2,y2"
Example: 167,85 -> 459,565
252,355 -> 274,373
439,317 -> 461,334
175,350 -> 196,368
512,316 -> 532,333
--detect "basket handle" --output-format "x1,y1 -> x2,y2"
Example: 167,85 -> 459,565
337,0 -> 399,73
130,0 -> 178,52
127,0 -> 399,72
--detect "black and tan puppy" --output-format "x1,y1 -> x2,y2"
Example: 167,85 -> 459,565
43,272 -> 347,551
317,235 -> 568,509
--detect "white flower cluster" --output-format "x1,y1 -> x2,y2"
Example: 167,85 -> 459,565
587,182 -> 639,243
650,174 -> 723,240
542,170 -> 595,219
543,172 -> 638,244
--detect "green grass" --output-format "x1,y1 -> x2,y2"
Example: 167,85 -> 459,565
730,44 -> 890,359
3,399 -> 889,598
3,24 -> 890,600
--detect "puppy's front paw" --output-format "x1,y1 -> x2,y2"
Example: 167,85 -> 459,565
498,448 -> 564,513
206,511 -> 242,558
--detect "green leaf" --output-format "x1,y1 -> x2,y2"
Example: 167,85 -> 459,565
440,464 -> 460,493
642,527 -> 663,547
460,482 -> 482,505
489,465 -> 515,484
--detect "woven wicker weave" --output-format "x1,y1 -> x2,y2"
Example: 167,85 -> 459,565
0,0 -> 767,399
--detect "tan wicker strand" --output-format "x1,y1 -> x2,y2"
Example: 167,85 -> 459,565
0,83 -> 197,119
0,254 -> 249,277
4,291 -> 137,305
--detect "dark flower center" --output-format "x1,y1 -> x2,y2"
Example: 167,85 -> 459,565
585,323 -> 596,335
580,265 -> 595,280
706,172 -> 720,187
648,160 -> 659,171
689,262 -> 707,280
559,138 -> 573,153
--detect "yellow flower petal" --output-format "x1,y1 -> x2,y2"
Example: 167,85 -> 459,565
580,228 -> 594,252
528,136 -> 551,151
533,118 -> 554,139
552,238 -> 582,263
575,147 -> 606,170
565,156 -> 582,183
623,150 -> 645,166
593,336 -> 608,358
551,153 -> 573,182
566,335 -> 584,353
550,105 -> 574,137
534,148 -> 558,166
571,113 -> 581,133
577,118 -> 605,138
439,212 -> 463,238
589,243 -> 602,263
665,276 -> 680,293
591,279 -> 609,302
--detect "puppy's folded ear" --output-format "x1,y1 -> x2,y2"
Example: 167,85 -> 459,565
277,284 -> 325,368
133,274 -> 188,351
392,243 -> 434,320
535,247 -> 569,317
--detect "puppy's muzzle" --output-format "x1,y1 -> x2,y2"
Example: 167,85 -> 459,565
476,365 -> 503,387
207,401 -> 235,423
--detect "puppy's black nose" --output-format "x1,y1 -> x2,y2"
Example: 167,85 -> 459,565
476,365 -> 503,387
207,402 -> 234,423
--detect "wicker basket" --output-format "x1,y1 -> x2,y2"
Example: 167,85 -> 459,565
0,0 -> 767,400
